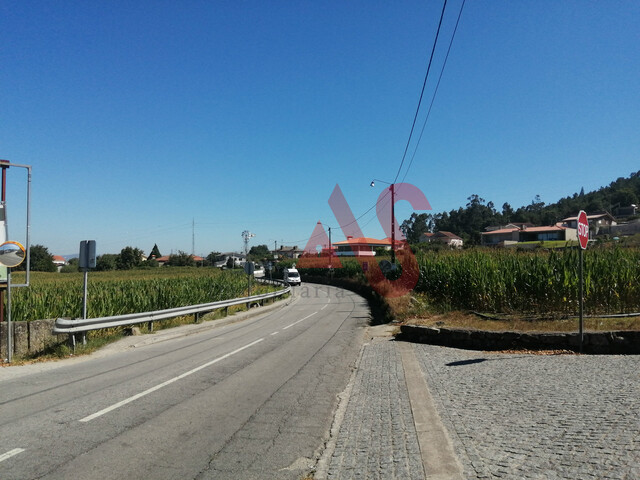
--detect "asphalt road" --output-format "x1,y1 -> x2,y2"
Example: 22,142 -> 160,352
0,284 -> 369,480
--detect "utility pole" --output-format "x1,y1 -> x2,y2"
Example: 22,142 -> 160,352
371,179 -> 396,264
192,218 -> 195,256
390,183 -> 396,265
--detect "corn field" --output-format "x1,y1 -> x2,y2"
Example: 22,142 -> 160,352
7,268 -> 265,322
414,247 -> 640,315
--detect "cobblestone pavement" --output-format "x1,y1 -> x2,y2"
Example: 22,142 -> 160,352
414,344 -> 640,480
325,339 -> 425,479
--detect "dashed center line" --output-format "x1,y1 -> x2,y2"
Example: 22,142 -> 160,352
270,331 -> 279,336
80,338 -> 264,423
0,448 -> 25,463
282,312 -> 317,330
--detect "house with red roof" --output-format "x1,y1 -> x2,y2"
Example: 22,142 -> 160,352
155,254 -> 204,266
481,223 -> 578,247
52,255 -> 66,271
332,237 -> 397,257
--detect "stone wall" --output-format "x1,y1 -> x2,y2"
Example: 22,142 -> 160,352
0,319 -> 66,359
611,221 -> 640,237
399,325 -> 640,354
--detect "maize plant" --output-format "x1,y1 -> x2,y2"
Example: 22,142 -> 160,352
8,268 -> 271,322
415,246 -> 640,315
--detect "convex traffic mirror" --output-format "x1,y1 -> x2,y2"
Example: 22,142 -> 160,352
0,241 -> 26,268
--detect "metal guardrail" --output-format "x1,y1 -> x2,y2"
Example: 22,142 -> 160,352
53,280 -> 290,335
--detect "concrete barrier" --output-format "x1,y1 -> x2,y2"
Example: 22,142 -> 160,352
1,319 -> 66,359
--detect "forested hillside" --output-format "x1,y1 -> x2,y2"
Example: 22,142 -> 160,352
402,170 -> 640,245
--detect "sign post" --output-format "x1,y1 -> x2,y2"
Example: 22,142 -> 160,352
244,261 -> 255,297
78,241 -> 97,347
577,211 -> 589,353
0,241 -> 26,364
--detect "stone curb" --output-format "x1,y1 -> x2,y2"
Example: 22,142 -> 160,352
398,324 -> 640,354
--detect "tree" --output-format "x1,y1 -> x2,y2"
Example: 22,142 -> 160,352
116,246 -> 144,270
400,212 -> 433,244
60,263 -> 79,273
206,251 -> 223,266
166,250 -> 195,267
149,244 -> 161,259
248,244 -> 271,261
96,254 -> 117,271
502,202 -> 514,223
144,257 -> 160,268
611,189 -> 638,209
24,244 -> 56,272
399,169 -> 640,247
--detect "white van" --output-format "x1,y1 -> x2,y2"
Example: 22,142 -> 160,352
253,264 -> 265,278
283,268 -> 301,286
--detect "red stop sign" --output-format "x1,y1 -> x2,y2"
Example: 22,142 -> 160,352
577,210 -> 589,249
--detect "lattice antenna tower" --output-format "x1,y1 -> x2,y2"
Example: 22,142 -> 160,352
242,230 -> 255,255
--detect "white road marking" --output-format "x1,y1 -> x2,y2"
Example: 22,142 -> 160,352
0,448 -> 25,463
271,331 -> 279,336
282,312 -> 317,330
321,304 -> 328,310
80,338 -> 264,423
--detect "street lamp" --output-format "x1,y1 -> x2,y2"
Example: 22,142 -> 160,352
370,179 -> 396,264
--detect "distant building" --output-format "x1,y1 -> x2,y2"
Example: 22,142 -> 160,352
613,204 -> 637,218
420,231 -> 463,248
332,237 -> 393,257
155,254 -> 205,266
481,224 -> 578,247
274,245 -> 305,259
562,212 -> 616,237
214,253 -> 246,268
52,255 -> 66,272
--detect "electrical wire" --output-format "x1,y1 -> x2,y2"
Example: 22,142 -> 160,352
284,0 -> 464,248
401,0 -> 466,185
393,0 -> 449,184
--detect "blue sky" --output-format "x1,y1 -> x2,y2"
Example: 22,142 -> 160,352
2,1 -> 639,257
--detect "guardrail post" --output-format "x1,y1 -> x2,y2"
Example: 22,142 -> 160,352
148,321 -> 153,332
194,312 -> 200,323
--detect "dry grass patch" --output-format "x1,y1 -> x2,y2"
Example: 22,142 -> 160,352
403,311 -> 640,332
388,293 -> 640,333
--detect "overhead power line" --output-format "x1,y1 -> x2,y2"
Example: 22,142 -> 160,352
401,0 -> 466,185
393,0 -> 450,184
286,1 -> 465,247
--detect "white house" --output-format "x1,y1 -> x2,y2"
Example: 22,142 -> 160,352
420,231 -> 464,248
